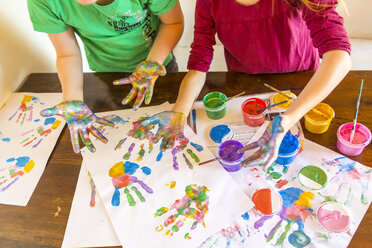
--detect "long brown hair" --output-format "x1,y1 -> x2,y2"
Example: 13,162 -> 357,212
284,0 -> 345,12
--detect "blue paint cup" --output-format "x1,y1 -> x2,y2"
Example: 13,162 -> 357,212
275,133 -> 300,165
218,140 -> 245,172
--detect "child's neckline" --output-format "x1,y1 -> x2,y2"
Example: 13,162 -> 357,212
235,0 -> 261,7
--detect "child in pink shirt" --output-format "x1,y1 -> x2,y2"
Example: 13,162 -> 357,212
143,0 -> 351,169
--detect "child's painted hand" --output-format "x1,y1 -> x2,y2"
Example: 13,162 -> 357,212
113,61 -> 166,111
140,111 -> 186,152
40,100 -> 114,153
239,116 -> 285,170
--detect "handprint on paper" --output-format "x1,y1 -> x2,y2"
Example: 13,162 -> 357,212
128,117 -> 155,140
155,184 -> 209,239
0,156 -> 35,192
9,95 -> 40,125
20,117 -> 62,148
109,161 -> 153,207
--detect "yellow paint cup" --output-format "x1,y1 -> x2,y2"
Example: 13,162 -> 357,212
304,103 -> 335,134
270,92 -> 297,111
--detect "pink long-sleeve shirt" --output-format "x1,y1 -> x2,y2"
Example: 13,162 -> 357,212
187,0 -> 351,73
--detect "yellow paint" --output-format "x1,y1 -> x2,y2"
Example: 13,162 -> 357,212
156,225 -> 164,232
51,120 -> 62,130
304,103 -> 334,134
295,191 -> 314,208
21,95 -> 34,104
109,162 -> 124,178
272,92 -> 296,109
166,181 -> 176,189
24,160 -> 35,173
165,230 -> 171,236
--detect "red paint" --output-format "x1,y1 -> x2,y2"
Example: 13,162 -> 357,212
276,179 -> 289,189
23,137 -> 37,147
241,98 -> 266,127
252,188 -> 273,215
11,171 -> 24,178
40,129 -> 52,136
112,175 -> 131,188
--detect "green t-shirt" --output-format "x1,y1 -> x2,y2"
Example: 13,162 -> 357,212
27,0 -> 176,72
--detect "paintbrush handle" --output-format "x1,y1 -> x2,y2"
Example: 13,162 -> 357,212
350,79 -> 364,142
199,155 -> 228,166
257,100 -> 290,112
221,91 -> 246,104
263,83 -> 295,100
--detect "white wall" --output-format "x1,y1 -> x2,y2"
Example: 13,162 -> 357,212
1,0 -> 372,107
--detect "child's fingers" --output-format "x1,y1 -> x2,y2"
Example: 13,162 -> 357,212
144,79 -> 156,105
241,148 -> 269,168
133,87 -> 146,111
40,106 -> 58,117
122,87 -> 138,105
95,117 -> 114,127
160,136 -> 170,152
113,76 -> 134,85
89,126 -> 108,143
151,131 -> 163,144
166,136 -> 175,149
80,129 -> 96,153
140,115 -> 159,127
67,123 -> 80,154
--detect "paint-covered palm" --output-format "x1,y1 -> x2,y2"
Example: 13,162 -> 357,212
141,111 -> 187,152
40,100 -> 114,153
113,61 -> 166,111
109,161 -> 153,207
155,184 -> 209,239
239,115 -> 284,170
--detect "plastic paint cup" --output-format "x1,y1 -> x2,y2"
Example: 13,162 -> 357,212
336,122 -> 371,156
317,202 -> 351,233
241,98 -> 267,127
218,140 -> 244,172
270,92 -> 297,110
298,166 -> 328,190
252,188 -> 282,215
275,133 -> 300,165
203,92 -> 227,120
304,103 -> 335,134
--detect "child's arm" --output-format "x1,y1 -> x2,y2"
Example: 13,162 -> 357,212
172,70 -> 206,115
113,2 -> 184,110
47,27 -> 84,101
146,1 -> 184,64
281,49 -> 351,132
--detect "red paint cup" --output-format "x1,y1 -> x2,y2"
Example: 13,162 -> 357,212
241,98 -> 267,127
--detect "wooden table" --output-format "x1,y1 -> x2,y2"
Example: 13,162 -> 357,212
0,71 -> 371,247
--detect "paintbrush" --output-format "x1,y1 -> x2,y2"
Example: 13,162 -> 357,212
256,100 -> 290,112
199,155 -> 229,166
350,79 -> 364,142
264,83 -> 295,100
220,91 -> 246,104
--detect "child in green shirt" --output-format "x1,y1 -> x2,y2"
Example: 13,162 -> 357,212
27,0 -> 184,153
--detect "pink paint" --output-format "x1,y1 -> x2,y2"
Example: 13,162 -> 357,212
317,202 -> 350,233
337,122 -> 371,156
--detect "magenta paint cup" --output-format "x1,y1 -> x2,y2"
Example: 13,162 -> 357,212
218,140 -> 245,172
337,122 -> 371,156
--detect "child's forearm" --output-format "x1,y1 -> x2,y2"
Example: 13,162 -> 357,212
281,50 -> 351,130
172,70 -> 207,115
56,54 -> 84,101
146,2 -> 184,64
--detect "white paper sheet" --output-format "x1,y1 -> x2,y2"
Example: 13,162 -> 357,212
0,93 -> 65,206
192,92 -> 286,155
62,161 -> 120,248
199,139 -> 372,248
81,103 -> 254,248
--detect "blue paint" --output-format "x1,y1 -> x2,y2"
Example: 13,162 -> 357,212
107,115 -> 129,124
241,212 -> 250,221
276,133 -> 299,165
6,156 -> 30,167
44,117 -> 56,126
279,187 -> 303,208
190,142 -> 204,152
334,157 -> 356,172
141,166 -> 151,175
210,124 -> 231,143
288,230 -> 311,247
34,119 -> 40,122
111,188 -> 120,206
156,151 -> 163,161
2,138 -> 10,142
123,161 -> 139,175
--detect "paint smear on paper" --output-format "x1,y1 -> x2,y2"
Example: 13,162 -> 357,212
156,151 -> 163,161
182,153 -> 194,169
155,184 -> 209,239
9,95 -> 39,125
186,149 -> 200,163
115,137 -> 127,151
136,144 -> 145,161
209,124 -> 232,143
1,156 -> 36,192
166,181 -> 176,189
190,142 -> 204,151
88,172 -> 96,207
123,143 -> 135,160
